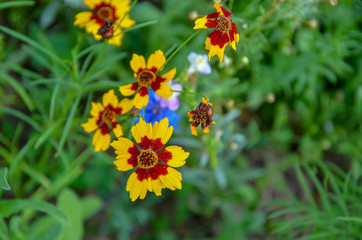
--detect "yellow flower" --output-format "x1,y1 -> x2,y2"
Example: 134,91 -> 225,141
119,50 -> 176,109
81,89 -> 133,152
194,3 -> 239,62
74,0 -> 135,46
111,118 -> 190,201
188,98 -> 215,136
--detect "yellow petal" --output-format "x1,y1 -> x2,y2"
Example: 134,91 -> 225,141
160,67 -> 176,83
107,30 -> 124,47
90,102 -> 104,117
133,90 -> 149,109
190,125 -> 198,136
147,50 -> 166,72
130,54 -> 146,74
152,118 -> 173,146
118,98 -> 133,114
213,3 -> 224,15
84,20 -> 102,40
120,15 -> 136,29
112,124 -> 123,138
139,180 -> 149,200
84,0 -> 103,9
92,129 -> 111,152
126,171 -> 137,192
111,137 -> 135,152
194,16 -> 208,29
131,118 -> 153,145
119,83 -> 138,97
102,89 -> 118,108
161,146 -> 189,168
81,117 -> 98,133
74,12 -> 93,28
154,82 -> 172,99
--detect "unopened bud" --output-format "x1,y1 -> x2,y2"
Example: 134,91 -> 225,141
131,108 -> 141,118
330,0 -> 337,6
308,19 -> 318,29
188,11 -> 198,21
241,56 -> 249,65
266,93 -> 275,103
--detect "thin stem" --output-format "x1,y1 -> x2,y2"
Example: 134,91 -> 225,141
128,117 -> 135,139
82,41 -> 108,81
112,0 -> 139,37
172,89 -> 208,101
156,29 -> 202,74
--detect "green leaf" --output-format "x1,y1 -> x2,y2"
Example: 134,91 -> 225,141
0,217 -> 10,240
56,93 -> 81,157
0,168 -> 10,190
80,196 -> 103,220
0,1 -> 34,9
0,25 -> 67,70
34,119 -> 64,149
0,72 -> 35,112
0,199 -> 68,224
58,189 -> 83,240
0,106 -> 41,132
337,216 -> 362,224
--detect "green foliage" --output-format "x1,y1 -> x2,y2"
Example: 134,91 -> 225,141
0,0 -> 361,239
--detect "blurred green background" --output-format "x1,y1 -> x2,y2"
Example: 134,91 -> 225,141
1,0 -> 362,239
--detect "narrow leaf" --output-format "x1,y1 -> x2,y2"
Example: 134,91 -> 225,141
0,72 -> 35,111
0,199 -> 68,224
0,168 -> 10,190
0,1 -> 34,9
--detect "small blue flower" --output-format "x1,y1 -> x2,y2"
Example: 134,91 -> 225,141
143,91 -> 181,129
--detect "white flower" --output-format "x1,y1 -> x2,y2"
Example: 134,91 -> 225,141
187,52 -> 211,74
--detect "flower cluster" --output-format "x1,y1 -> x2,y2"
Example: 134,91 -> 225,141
78,1 -> 239,201
74,0 -> 135,46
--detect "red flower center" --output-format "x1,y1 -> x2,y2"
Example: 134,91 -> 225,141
216,15 -> 231,34
137,150 -> 158,169
137,70 -> 156,87
97,6 -> 114,21
102,108 -> 116,124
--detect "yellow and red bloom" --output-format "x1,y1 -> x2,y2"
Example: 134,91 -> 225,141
74,0 -> 135,46
111,118 -> 189,201
194,3 -> 239,62
119,50 -> 176,109
81,89 -> 133,152
188,98 -> 216,136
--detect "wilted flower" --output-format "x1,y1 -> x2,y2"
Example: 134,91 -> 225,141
188,98 -> 215,136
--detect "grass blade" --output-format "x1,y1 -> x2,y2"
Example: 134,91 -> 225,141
0,106 -> 40,132
0,168 -> 11,190
0,72 -> 35,111
56,94 -> 81,157
0,25 -> 67,70
34,119 -> 64,149
0,1 -> 34,9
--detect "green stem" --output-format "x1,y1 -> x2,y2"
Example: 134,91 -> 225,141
156,29 -> 202,74
82,41 -> 107,81
172,89 -> 208,101
128,117 -> 136,139
112,0 -> 139,37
